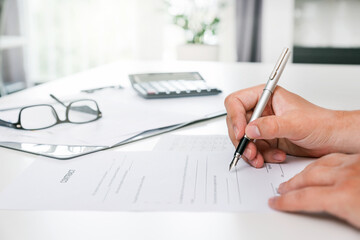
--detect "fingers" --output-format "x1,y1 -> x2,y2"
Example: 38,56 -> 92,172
269,153 -> 360,229
241,141 -> 264,168
313,153 -> 344,167
224,85 -> 265,142
226,118 -> 287,168
256,140 -> 287,163
244,139 -> 287,165
226,115 -> 237,146
245,114 -> 303,141
234,139 -> 286,168
278,153 -> 345,194
224,95 -> 247,142
278,165 -> 336,194
226,110 -> 254,145
269,186 -> 334,213
225,85 -> 294,168
226,113 -> 265,168
225,85 -> 303,142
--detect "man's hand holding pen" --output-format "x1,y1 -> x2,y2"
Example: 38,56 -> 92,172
224,50 -> 360,228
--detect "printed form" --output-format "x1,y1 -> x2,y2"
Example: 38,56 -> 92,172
0,135 -> 312,211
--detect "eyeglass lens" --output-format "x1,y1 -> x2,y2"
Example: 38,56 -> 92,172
19,100 -> 99,130
20,106 -> 58,130
67,100 -> 99,123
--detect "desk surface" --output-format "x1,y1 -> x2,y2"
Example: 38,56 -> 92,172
0,61 -> 359,240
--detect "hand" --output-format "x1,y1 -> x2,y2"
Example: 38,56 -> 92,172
224,85 -> 360,168
269,153 -> 360,229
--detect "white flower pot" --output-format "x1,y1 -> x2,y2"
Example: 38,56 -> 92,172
177,44 -> 219,61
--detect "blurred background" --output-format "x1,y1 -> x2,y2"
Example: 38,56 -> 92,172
0,0 -> 359,96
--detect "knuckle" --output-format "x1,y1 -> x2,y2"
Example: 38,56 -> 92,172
226,114 -> 231,123
326,152 -> 342,160
261,116 -> 280,136
224,94 -> 235,108
275,194 -> 294,210
281,180 -> 294,192
225,112 -> 236,129
275,197 -> 285,208
339,168 -> 353,178
272,117 -> 282,136
306,165 -> 322,176
332,182 -> 353,207
334,180 -> 348,192
337,178 -> 357,192
337,165 -> 359,179
303,162 -> 315,171
293,188 -> 308,201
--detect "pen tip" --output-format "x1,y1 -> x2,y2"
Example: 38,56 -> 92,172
229,154 -> 241,172
229,159 -> 235,172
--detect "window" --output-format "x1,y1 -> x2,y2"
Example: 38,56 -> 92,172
27,0 -> 165,83
24,0 -> 235,84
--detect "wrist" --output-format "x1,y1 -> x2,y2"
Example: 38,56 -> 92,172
331,110 -> 360,153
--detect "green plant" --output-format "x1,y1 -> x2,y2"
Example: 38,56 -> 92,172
165,0 -> 226,45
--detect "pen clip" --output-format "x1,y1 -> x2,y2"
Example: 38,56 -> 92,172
269,48 -> 289,80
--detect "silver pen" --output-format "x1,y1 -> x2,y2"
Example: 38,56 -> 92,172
229,48 -> 291,171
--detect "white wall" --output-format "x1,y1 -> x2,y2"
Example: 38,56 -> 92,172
261,0 -> 360,63
217,0 -> 237,62
261,0 -> 295,63
294,0 -> 360,48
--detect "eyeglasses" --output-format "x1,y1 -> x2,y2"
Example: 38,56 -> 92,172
0,94 -> 102,130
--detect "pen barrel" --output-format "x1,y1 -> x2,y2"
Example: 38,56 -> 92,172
235,136 -> 250,155
249,89 -> 272,123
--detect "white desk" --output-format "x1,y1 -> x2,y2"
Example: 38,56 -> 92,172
0,61 -> 359,239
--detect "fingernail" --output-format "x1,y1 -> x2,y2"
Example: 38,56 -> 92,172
268,197 -> 279,207
250,158 -> 260,168
247,125 -> 261,138
277,183 -> 285,194
243,148 -> 251,159
273,152 -> 284,162
249,158 -> 256,167
233,126 -> 239,140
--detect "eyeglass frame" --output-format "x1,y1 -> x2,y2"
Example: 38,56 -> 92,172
0,95 -> 102,130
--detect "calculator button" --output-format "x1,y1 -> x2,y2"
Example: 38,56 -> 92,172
133,84 -> 147,95
179,80 -> 197,93
141,82 -> 158,94
149,82 -> 169,94
168,80 -> 186,94
192,80 -> 210,91
176,80 -> 191,93
158,81 -> 177,93
185,80 -> 202,92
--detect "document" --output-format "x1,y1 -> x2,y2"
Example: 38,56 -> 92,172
0,135 -> 313,212
154,134 -> 235,152
0,88 -> 226,159
0,88 -> 226,147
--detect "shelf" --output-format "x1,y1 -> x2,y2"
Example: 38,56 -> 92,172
0,36 -> 26,50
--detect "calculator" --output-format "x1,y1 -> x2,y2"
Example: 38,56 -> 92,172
129,72 -> 222,99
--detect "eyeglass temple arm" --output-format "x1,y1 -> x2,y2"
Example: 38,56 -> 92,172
49,94 -> 67,107
50,94 -> 101,116
0,118 -> 17,128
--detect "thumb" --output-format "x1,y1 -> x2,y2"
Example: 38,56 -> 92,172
245,115 -> 301,140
